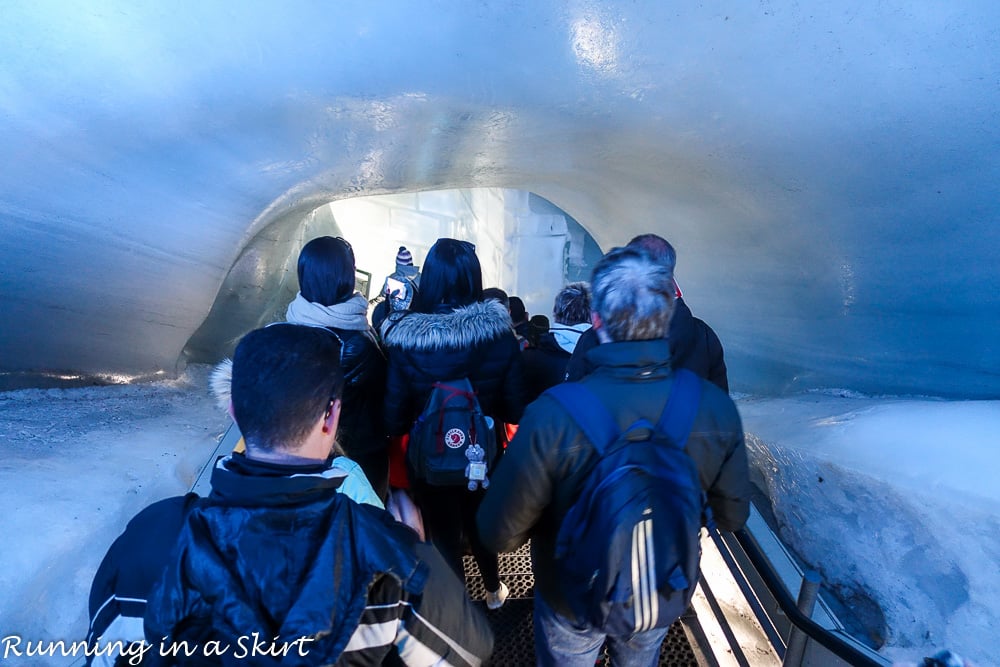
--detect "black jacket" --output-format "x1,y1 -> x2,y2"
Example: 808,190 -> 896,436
89,455 -> 493,666
144,455 -> 493,666
380,300 -> 525,435
478,339 -> 749,621
333,327 -> 389,458
87,494 -> 200,665
521,332 -> 571,405
565,298 -> 729,392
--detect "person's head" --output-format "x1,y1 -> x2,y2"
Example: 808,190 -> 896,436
297,236 -> 356,307
527,314 -> 550,347
508,296 -> 527,324
590,246 -> 674,343
482,287 -> 509,309
626,234 -> 677,275
552,282 -> 591,326
230,324 -> 345,457
529,314 -> 550,332
395,246 -> 414,268
411,238 -> 483,313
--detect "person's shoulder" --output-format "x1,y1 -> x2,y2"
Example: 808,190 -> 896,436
491,326 -> 522,352
517,387 -> 577,427
105,494 -> 201,574
127,493 -> 199,530
380,309 -> 412,344
575,326 -> 600,351
338,326 -> 383,355
345,499 -> 426,571
691,374 -> 741,425
692,315 -> 723,343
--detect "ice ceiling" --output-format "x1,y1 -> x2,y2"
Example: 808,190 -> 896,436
2,2 -> 998,397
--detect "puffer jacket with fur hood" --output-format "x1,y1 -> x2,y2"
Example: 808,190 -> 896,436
381,300 -> 525,436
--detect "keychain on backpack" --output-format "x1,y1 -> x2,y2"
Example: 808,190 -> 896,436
465,443 -> 489,491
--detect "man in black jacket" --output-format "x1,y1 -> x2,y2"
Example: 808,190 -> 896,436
479,247 -> 749,667
565,234 -> 729,393
87,324 -> 493,666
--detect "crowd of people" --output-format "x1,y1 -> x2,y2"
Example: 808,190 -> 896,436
83,233 -> 963,666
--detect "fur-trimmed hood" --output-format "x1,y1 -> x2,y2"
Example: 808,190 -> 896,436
209,357 -> 233,413
381,299 -> 513,352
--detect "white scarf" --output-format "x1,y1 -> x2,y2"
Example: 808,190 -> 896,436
551,322 -> 592,354
285,292 -> 371,331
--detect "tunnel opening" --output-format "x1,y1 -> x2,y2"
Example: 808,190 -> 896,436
182,187 -> 604,365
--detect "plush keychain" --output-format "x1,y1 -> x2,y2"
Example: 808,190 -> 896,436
465,443 -> 490,491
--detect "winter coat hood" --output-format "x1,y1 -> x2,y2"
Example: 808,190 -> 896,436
381,299 -> 512,352
209,358 -> 233,414
550,322 -> 592,354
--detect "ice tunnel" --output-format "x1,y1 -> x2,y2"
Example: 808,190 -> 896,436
4,1 -> 999,398
4,3 -> 1000,663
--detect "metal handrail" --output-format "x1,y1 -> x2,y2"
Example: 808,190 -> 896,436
730,527 -> 887,667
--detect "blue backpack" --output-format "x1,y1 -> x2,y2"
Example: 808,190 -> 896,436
407,378 -> 497,489
544,369 -> 707,636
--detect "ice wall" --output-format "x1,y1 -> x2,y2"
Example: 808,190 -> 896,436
740,395 -> 1000,662
2,2 -> 999,396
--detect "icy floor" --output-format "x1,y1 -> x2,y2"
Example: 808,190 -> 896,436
0,372 -> 996,665
0,365 -> 228,664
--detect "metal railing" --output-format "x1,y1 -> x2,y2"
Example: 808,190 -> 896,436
722,525 -> 887,667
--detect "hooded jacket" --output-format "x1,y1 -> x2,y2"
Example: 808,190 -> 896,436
143,454 -> 494,666
380,299 -> 525,436
565,297 -> 729,392
478,338 -> 749,622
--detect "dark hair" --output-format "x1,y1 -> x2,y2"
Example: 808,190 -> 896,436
508,296 -> 527,323
297,236 -> 356,307
482,287 -> 509,309
231,324 -> 345,452
411,238 -> 483,313
527,314 -> 550,347
529,314 -> 550,330
552,282 -> 591,325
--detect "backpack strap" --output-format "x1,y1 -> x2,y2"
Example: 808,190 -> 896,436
657,368 -> 714,528
544,382 -> 619,453
655,368 -> 702,449
544,368 -> 702,454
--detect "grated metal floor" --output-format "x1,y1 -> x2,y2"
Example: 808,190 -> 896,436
463,543 -> 700,666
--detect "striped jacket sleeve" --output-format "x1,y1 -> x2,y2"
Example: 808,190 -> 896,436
86,495 -> 197,666
339,542 -> 494,666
